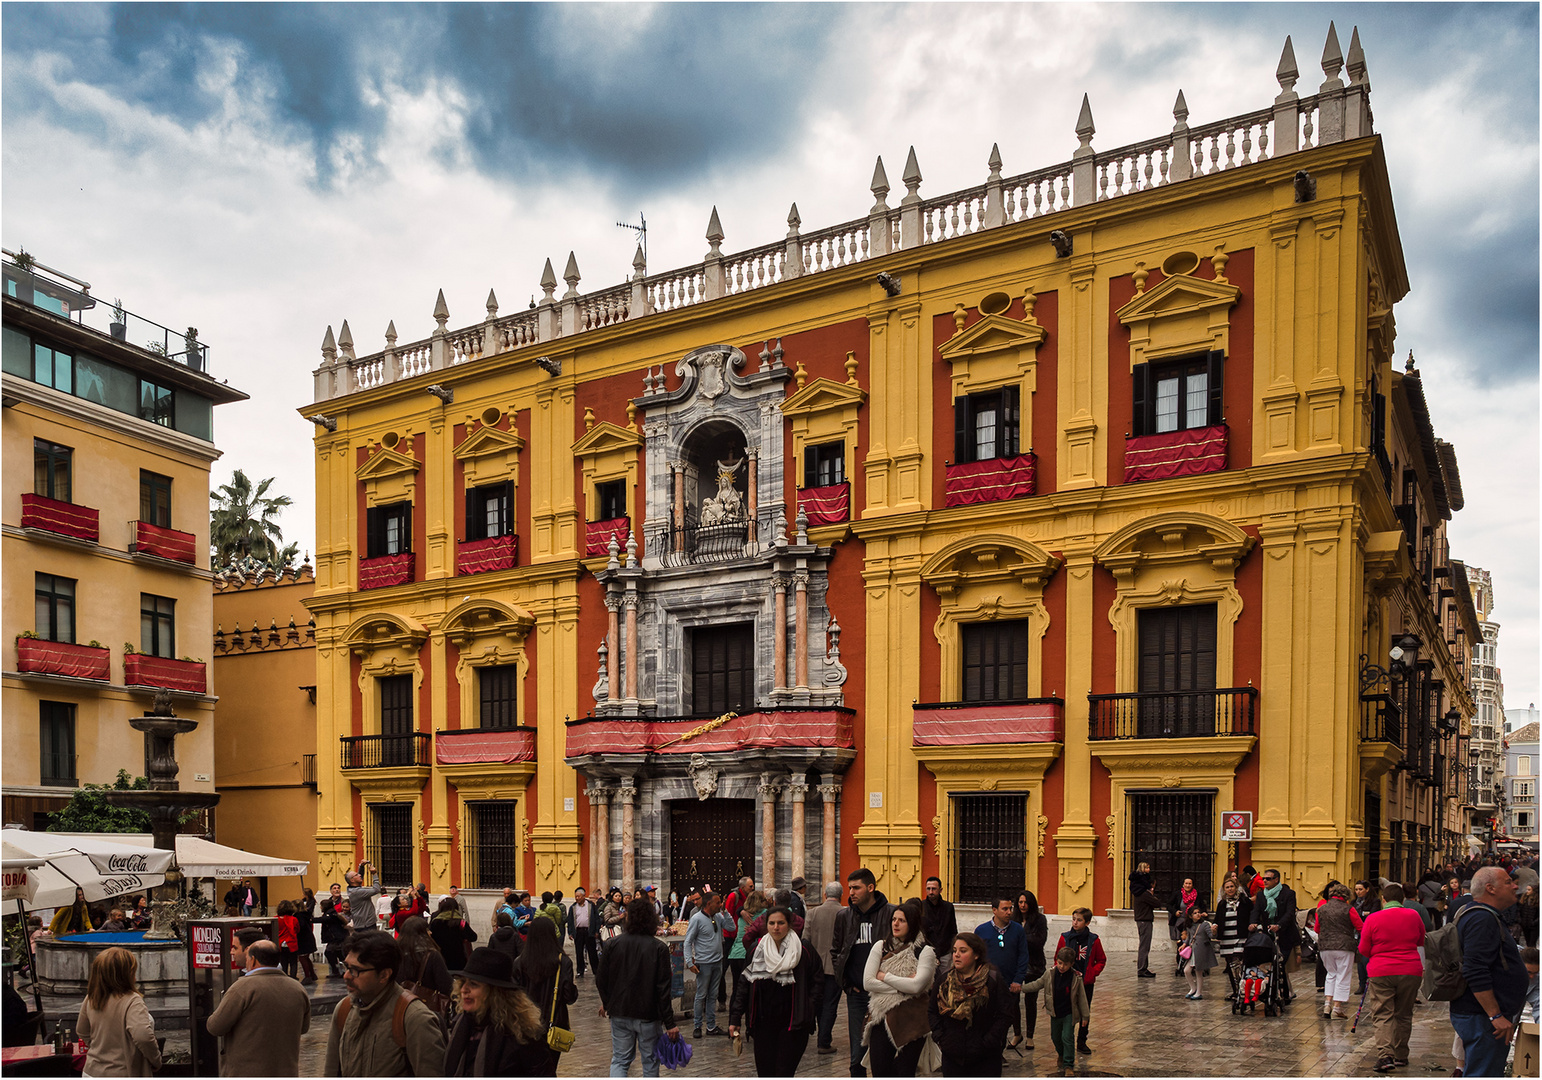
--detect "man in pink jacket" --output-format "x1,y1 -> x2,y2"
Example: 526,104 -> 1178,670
1357,883 -> 1427,1072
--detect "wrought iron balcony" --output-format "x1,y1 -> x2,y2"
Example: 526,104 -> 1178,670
1088,687 -> 1257,740
1360,692 -> 1404,748
340,733 -> 431,770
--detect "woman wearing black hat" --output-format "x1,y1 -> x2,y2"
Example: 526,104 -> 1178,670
444,948 -> 547,1076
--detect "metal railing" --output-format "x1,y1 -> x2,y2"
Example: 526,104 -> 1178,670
1360,693 -> 1404,748
650,513 -> 764,567
1088,687 -> 1257,740
340,733 -> 431,770
301,754 -> 317,789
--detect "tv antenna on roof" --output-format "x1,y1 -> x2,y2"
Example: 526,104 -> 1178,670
616,213 -> 647,265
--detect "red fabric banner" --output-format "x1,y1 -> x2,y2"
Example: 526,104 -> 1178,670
566,710 -> 855,757
15,639 -> 110,681
123,654 -> 206,694
20,494 -> 99,543
912,701 -> 1064,746
585,517 -> 629,557
134,521 -> 197,564
1123,424 -> 1228,483
798,483 -> 850,526
435,727 -> 536,765
944,454 -> 1036,508
456,535 -> 517,576
359,552 -> 414,590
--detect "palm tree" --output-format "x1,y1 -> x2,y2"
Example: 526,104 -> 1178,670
210,470 -> 294,565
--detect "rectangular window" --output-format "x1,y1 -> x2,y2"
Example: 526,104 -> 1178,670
691,623 -> 755,717
138,379 -> 174,427
33,440 -> 72,502
379,673 -> 415,767
1520,755 -> 1532,777
804,442 -> 846,487
1136,604 -> 1218,737
139,471 -> 172,528
1128,790 -> 1215,903
75,354 -> 138,413
952,793 -> 1028,905
1132,351 -> 1224,437
465,801 -> 520,889
596,479 -> 626,521
33,342 -> 72,394
953,386 -> 1020,464
1518,811 -> 1533,831
479,665 -> 518,729
465,482 -> 512,541
366,502 -> 412,558
40,702 -> 76,787
140,594 -> 175,658
961,620 -> 1029,702
35,573 -> 75,644
2,326 -> 29,377
366,803 -> 414,888
1515,779 -> 1535,800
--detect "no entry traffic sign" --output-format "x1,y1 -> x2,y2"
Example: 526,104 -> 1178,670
1221,811 -> 1252,841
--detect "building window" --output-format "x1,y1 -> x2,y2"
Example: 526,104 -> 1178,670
595,479 -> 626,521
33,440 -> 72,502
379,673 -> 414,765
691,623 -> 755,717
40,701 -> 76,787
35,573 -> 75,644
954,386 -> 1020,464
804,442 -> 846,487
1136,604 -> 1218,737
1515,779 -> 1535,800
961,620 -> 1029,702
139,378 -> 174,427
465,482 -> 512,541
366,502 -> 412,558
1128,790 -> 1215,903
1518,811 -> 1533,831
952,793 -> 1027,904
1519,755 -> 1532,777
479,665 -> 518,729
33,342 -> 73,394
140,594 -> 175,658
139,471 -> 172,528
1132,352 -> 1223,436
464,801 -> 520,889
366,803 -> 414,888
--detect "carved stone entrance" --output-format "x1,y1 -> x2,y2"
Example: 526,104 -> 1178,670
670,798 -> 754,895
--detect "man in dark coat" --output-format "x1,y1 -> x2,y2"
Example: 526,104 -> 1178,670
1131,871 -> 1161,978
832,868 -> 896,1077
1249,868 -> 1301,971
921,876 -> 958,961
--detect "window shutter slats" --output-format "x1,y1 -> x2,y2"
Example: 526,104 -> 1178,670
1132,364 -> 1151,437
1206,350 -> 1225,426
954,397 -> 972,463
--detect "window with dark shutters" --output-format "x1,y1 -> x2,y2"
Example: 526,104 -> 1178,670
596,479 -> 626,521
1131,351 -> 1223,436
953,386 -> 1021,463
465,482 -> 512,540
379,674 -> 415,765
139,471 -> 172,528
367,502 -> 412,557
691,623 -> 755,716
804,442 -> 845,487
961,620 -> 1029,701
34,440 -> 72,502
1136,605 -> 1218,736
479,665 -> 518,729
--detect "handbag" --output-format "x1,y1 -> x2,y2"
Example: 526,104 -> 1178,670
1177,944 -> 1193,960
545,971 -> 576,1054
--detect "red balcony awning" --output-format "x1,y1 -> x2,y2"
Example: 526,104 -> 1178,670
16,639 -> 110,681
798,483 -> 850,526
359,552 -> 414,590
132,520 -> 197,564
912,700 -> 1064,746
20,494 -> 99,543
585,517 -> 629,557
1124,424 -> 1228,483
944,454 -> 1036,508
124,654 -> 206,694
436,727 -> 536,765
456,535 -> 517,576
566,709 -> 854,757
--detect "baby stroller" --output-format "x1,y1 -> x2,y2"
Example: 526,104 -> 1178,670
1232,929 -> 1289,1016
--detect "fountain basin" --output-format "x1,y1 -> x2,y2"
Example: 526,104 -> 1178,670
35,932 -> 187,994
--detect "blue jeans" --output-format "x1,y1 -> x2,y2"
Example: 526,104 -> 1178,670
692,960 -> 722,1031
1451,1011 -> 1516,1078
610,1016 -> 662,1077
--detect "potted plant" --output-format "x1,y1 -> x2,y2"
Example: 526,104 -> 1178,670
110,298 -> 127,340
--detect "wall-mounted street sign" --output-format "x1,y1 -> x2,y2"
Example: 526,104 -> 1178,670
1221,811 -> 1253,842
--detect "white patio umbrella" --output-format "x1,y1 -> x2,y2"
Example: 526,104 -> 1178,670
0,829 -> 173,911
2,843 -> 46,903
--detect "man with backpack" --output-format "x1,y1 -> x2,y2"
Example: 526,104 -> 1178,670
1438,866 -> 1525,1077
324,930 -> 445,1076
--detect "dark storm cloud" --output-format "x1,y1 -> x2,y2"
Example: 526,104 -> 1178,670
1,2 -> 845,192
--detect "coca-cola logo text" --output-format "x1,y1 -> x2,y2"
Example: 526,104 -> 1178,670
106,854 -> 150,873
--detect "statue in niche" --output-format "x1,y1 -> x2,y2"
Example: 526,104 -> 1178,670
698,454 -> 745,525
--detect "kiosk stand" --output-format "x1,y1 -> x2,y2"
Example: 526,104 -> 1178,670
184,916 -> 273,1076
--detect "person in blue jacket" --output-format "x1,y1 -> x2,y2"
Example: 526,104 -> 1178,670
976,895 -> 1029,1056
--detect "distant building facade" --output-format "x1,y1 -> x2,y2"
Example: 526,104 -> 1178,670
1502,721 -> 1537,845
1464,567 -> 1504,843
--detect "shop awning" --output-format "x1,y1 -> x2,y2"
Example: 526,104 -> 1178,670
174,836 -> 308,878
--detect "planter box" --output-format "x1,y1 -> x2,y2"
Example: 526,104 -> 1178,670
359,552 -> 414,590
124,654 -> 206,694
131,520 -> 197,564
16,638 -> 110,681
456,534 -> 517,576
20,494 -> 100,543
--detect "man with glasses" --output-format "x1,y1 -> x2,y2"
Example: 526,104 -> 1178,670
323,930 -> 445,1076
976,897 -> 1029,1053
1248,868 -> 1302,978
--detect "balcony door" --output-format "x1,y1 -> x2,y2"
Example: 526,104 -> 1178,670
380,674 -> 414,765
1136,604 -> 1217,737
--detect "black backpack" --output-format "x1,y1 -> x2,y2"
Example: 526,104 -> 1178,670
1422,903 -> 1506,1002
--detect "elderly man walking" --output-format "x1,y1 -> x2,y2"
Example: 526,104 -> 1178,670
206,939 -> 311,1075
804,881 -> 844,1055
1448,866 -> 1526,1077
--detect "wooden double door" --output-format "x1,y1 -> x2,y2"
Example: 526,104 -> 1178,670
670,798 -> 755,896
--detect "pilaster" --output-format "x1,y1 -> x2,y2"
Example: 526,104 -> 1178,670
1054,532 -> 1098,911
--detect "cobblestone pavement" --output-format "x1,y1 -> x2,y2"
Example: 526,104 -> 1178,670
284,958 -> 1481,1076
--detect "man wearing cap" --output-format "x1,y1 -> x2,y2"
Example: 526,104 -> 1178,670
787,876 -> 808,920
643,885 -> 665,921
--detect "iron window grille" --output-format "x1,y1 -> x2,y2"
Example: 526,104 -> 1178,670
465,481 -> 513,541
953,385 -> 1020,464
140,593 -> 175,658
804,442 -> 846,487
33,439 -> 71,502
961,620 -> 1029,702
35,573 -> 75,644
479,665 -> 519,729
691,623 -> 755,717
139,471 -> 172,528
952,793 -> 1029,905
366,803 -> 414,888
464,800 -> 520,889
39,701 -> 76,787
1127,790 -> 1215,903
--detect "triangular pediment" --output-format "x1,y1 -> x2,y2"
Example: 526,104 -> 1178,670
1116,273 -> 1241,326
571,421 -> 642,457
937,314 -> 1047,361
781,377 -> 867,418
355,445 -> 421,481
454,424 -> 526,461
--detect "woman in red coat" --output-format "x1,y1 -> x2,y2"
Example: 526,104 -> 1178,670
273,900 -> 301,978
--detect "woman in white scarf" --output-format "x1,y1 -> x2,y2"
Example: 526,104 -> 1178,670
862,899 -> 937,1076
729,907 -> 818,1076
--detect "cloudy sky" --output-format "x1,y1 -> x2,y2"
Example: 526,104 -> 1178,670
4,2 -> 1537,706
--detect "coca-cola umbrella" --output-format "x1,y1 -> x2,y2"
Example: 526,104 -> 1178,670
2,843 -> 47,903
0,829 -> 172,911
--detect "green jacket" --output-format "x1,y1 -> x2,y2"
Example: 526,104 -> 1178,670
539,903 -> 566,941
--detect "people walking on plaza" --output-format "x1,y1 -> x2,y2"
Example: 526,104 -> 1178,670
75,947 -> 162,1077
920,877 -> 957,963
1182,908 -> 1216,1000
226,877 -> 259,915
788,876 -> 809,920
730,905 -> 822,1076
567,886 -> 602,978
442,947 -> 546,1076
1021,946 -> 1089,1075
1446,865 -> 1526,1078
205,939 -> 311,1076
1130,863 -> 1160,978
324,930 -> 446,1076
396,915 -> 455,1010
1357,882 -> 1426,1072
726,888 -> 765,1014
1213,878 -> 1248,995
1054,908 -> 1106,1055
430,896 -> 478,971
49,886 -> 95,935
1011,890 -> 1048,1048
1249,868 -> 1300,972
1312,883 -> 1361,1018
928,932 -> 1012,1078
274,899 -> 302,978
345,863 -> 381,931
975,896 -> 1028,1052
321,898 -> 352,977
726,876 -> 755,925
296,887 -> 320,983
511,914 -> 577,1076
860,900 -> 937,1077
1447,880 -> 1475,925
806,880 -> 844,1056
490,911 -> 522,964
1167,877 -> 1208,974
683,890 -> 727,1037
743,889 -> 804,954
834,867 -> 897,1077
602,887 -> 627,939
596,896 -> 679,1078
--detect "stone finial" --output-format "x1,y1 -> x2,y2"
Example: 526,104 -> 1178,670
562,252 -> 581,299
607,532 -> 620,570
900,146 -> 923,206
845,351 -> 859,386
1211,246 -> 1229,284
1133,262 -> 1149,295
705,206 -> 725,257
1173,90 -> 1190,130
625,399 -> 637,429
952,303 -> 968,334
321,325 -> 337,362
772,337 -> 784,368
1023,284 -> 1039,323
1074,94 -> 1096,155
1320,21 -> 1344,90
1346,26 -> 1367,86
625,529 -> 638,568
987,143 -> 1003,182
539,258 -> 558,304
758,341 -> 772,371
793,359 -> 808,390
870,155 -> 890,211
385,320 -> 398,348
1406,349 -> 1416,374
1277,35 -> 1299,95
632,244 -> 647,280
433,289 -> 449,333
583,407 -> 595,431
338,320 -> 355,361
786,202 -> 801,237
485,289 -> 498,320
796,505 -> 809,545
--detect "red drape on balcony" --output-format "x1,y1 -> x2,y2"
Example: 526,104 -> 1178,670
358,552 -> 414,590
123,654 -> 206,693
134,521 -> 197,564
585,517 -> 629,557
912,701 -> 1064,746
566,710 -> 855,757
20,494 -> 99,543
456,535 -> 517,576
16,639 -> 110,681
798,483 -> 850,526
1123,424 -> 1228,483
944,454 -> 1036,508
435,728 -> 536,765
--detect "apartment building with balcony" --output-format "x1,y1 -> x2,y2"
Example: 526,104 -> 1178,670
302,24 -> 1480,912
1463,566 -> 1504,842
2,253 -> 246,827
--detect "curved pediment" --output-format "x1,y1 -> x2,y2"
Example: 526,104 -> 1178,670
441,596 -> 536,645
340,610 -> 428,653
1094,512 -> 1254,579
921,533 -> 1061,594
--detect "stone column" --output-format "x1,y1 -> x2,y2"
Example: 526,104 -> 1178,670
672,463 -> 686,554
818,777 -> 841,888
794,570 -> 810,688
746,448 -> 758,542
605,598 -> 620,702
589,785 -> 611,889
759,773 -> 781,887
787,779 -> 809,884
773,575 -> 788,690
624,594 -> 639,701
618,781 -> 638,890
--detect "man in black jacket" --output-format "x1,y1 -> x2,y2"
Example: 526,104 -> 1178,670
1131,868 -> 1160,978
831,868 -> 896,1077
921,876 -> 958,961
565,886 -> 602,978
597,897 -> 680,1076
1249,868 -> 1301,975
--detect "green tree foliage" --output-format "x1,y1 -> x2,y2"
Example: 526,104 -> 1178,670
211,470 -> 294,565
47,771 -> 152,833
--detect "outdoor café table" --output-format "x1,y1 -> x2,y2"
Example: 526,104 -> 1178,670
1,1041 -> 87,1073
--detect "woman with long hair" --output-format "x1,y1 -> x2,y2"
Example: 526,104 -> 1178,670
49,886 -> 95,936
728,906 -> 821,1076
274,900 -> 301,978
396,914 -> 454,999
1353,879 -> 1383,995
928,932 -> 1012,1077
1010,890 -> 1048,1050
511,913 -> 576,1076
443,947 -> 546,1076
75,947 -> 162,1076
431,895 -> 479,971
726,889 -> 767,1014
295,887 -> 319,983
1212,877 -> 1249,998
862,899 -> 937,1077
